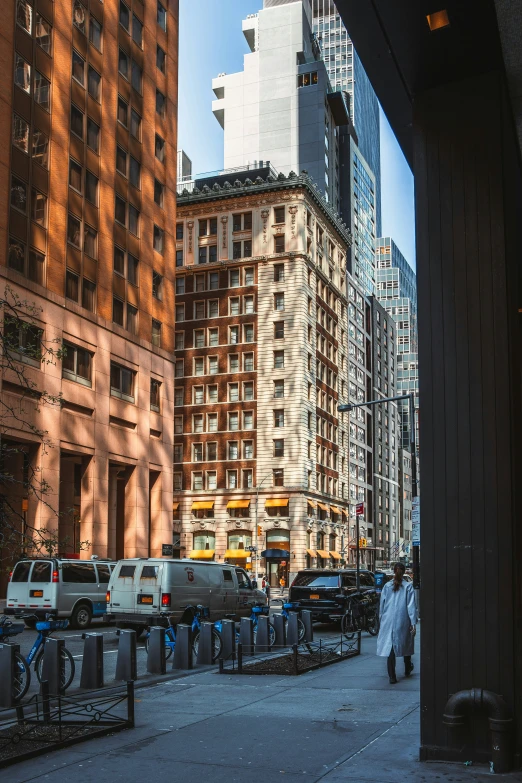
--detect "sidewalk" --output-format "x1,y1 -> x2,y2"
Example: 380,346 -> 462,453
7,633 -> 520,782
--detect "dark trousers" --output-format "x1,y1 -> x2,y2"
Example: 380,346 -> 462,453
387,647 -> 412,679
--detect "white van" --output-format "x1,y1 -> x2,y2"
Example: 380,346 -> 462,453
105,558 -> 267,633
6,557 -> 117,629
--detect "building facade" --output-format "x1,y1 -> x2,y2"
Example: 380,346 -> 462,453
173,170 -> 367,584
0,0 -> 178,583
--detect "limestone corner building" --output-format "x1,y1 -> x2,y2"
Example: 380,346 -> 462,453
0,0 -> 178,584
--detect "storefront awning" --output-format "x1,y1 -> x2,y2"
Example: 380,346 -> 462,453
316,549 -> 330,558
342,509 -> 348,518
261,549 -> 290,559
172,501 -> 180,511
265,498 -> 289,508
306,500 -> 317,509
330,551 -> 342,560
330,506 -> 341,514
189,549 -> 215,559
317,502 -> 329,512
306,549 -> 318,557
224,549 -> 249,558
227,499 -> 250,509
191,501 -> 214,510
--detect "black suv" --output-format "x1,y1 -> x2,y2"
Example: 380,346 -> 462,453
289,569 -> 376,622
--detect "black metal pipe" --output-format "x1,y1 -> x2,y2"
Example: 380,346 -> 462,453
443,688 -> 513,773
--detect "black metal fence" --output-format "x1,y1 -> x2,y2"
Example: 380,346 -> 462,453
0,680 -> 135,769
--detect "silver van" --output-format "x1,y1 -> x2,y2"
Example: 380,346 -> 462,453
105,558 -> 267,633
6,557 -> 117,629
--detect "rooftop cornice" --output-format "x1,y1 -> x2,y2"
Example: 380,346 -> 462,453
177,171 -> 353,248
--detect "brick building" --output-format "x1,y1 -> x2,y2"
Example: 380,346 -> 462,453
173,169 -> 368,585
0,0 -> 178,584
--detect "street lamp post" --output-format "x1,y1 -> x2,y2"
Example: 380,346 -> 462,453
253,473 -> 273,584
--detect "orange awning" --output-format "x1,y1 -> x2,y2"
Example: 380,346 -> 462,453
317,502 -> 329,512
227,499 -> 250,509
224,549 -> 249,558
316,550 -> 330,558
265,498 -> 289,508
172,502 -> 180,511
330,551 -> 342,560
191,501 -> 214,510
330,506 -> 341,514
342,509 -> 348,518
307,500 -> 317,508
306,549 -> 318,557
189,549 -> 215,559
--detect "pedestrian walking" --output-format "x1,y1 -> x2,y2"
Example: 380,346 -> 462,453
376,562 -> 417,684
279,576 -> 285,594
264,576 -> 271,603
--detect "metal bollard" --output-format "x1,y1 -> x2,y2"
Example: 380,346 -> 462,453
0,643 -> 18,708
239,617 -> 254,655
147,627 -> 166,675
196,622 -> 214,665
115,629 -> 137,681
301,610 -> 313,642
80,633 -> 104,689
272,614 -> 286,647
286,612 -> 299,646
254,615 -> 270,654
173,624 -> 193,670
219,619 -> 236,661
40,637 -> 65,695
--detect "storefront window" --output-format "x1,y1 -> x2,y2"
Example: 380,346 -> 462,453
225,532 -> 252,570
264,530 -> 290,587
193,533 -> 215,554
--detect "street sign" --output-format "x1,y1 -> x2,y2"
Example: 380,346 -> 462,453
356,502 -> 364,516
162,544 -> 174,556
412,497 -> 420,546
246,545 -> 256,552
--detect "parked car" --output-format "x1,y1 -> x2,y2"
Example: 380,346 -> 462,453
6,557 -> 117,629
288,569 -> 376,623
104,558 -> 267,635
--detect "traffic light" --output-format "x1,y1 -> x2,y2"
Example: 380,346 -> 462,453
359,538 -> 367,548
257,525 -> 262,537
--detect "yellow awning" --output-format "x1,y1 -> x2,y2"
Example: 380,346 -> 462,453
172,502 -> 180,511
316,549 -> 330,558
307,500 -> 317,508
191,501 -> 215,510
265,498 -> 289,508
330,506 -> 341,514
224,549 -> 249,558
342,509 -> 348,517
307,549 -> 318,557
330,551 -> 342,560
189,549 -> 215,559
317,502 -> 329,511
227,499 -> 250,509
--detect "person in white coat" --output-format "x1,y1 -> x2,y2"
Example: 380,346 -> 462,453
376,562 -> 417,683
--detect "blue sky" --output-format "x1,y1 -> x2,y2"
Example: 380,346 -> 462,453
178,0 -> 416,268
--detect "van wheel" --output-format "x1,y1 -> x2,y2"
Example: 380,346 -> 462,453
71,603 -> 92,630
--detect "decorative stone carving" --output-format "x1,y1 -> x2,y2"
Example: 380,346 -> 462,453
261,209 -> 269,244
187,220 -> 194,254
235,520 -> 242,529
199,522 -> 206,530
289,205 -> 298,237
220,215 -> 228,249
273,519 -> 281,528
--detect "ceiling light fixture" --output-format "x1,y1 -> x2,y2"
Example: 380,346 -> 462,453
426,10 -> 450,31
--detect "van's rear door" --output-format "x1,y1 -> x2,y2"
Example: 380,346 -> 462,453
6,561 -> 33,612
135,562 -> 163,613
27,561 -> 53,612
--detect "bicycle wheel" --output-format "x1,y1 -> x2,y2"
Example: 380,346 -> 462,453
144,629 -> 174,661
192,629 -> 222,662
297,618 -> 306,642
252,622 -> 276,648
35,646 -> 75,691
366,610 -> 380,636
341,612 -> 357,639
13,652 -> 31,702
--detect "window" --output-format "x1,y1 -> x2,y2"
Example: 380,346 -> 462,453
15,55 -> 31,93
244,295 -> 254,314
193,386 -> 204,404
243,441 -> 254,459
65,269 -> 79,301
31,189 -> 47,226
244,353 -> 254,372
173,444 -> 182,462
273,469 -> 284,487
209,328 -> 219,346
16,0 -> 32,34
155,134 -> 165,162
228,383 -> 239,402
194,302 -> 205,320
67,214 -> 81,248
208,356 -> 218,374
207,385 -> 218,403
243,411 -> 254,430
129,204 -> 139,236
274,380 -> 284,398
84,225 -> 97,259
192,414 -> 204,432
131,60 -> 142,93
118,48 -> 129,78
173,472 -> 182,491
227,471 -> 238,489
174,359 -> 184,378
110,362 -> 135,403
209,272 -> 219,290
175,277 -> 185,295
176,250 -> 183,267
232,212 -> 252,231
116,145 -> 127,176
230,326 -> 239,345
174,416 -> 183,434
153,226 -> 164,254
273,439 -> 284,457
274,409 -> 284,427
193,329 -> 204,347
229,269 -> 240,287
113,297 -> 124,327
274,263 -> 284,282
87,118 -> 99,152
193,357 -> 204,376
174,389 -> 183,407
132,14 -> 143,47
72,50 -> 85,85
244,267 -> 253,286
117,96 -> 128,126
193,443 -> 203,462
192,472 -> 203,491
130,156 -> 141,188
274,321 -> 284,339
207,472 -> 217,490
229,354 -> 239,373
34,71 -> 50,111
119,0 -> 130,30
229,297 -> 240,316
69,158 -> 82,193
274,235 -> 285,253
73,0 -> 86,33
274,206 -> 285,224
62,341 -> 92,387
156,44 -> 166,73
154,179 -> 164,207
152,319 -> 162,347
89,16 -> 102,49
176,223 -> 184,240
244,325 -> 254,343
156,89 -> 166,117
274,350 -> 284,369
243,381 -> 254,401
208,413 -> 218,432
157,1 -> 167,31
10,175 -> 27,213
229,412 -> 239,431
228,442 -> 238,460
4,315 -> 42,366
175,332 -> 184,350
71,104 -> 84,138
130,109 -> 141,140
13,114 -> 29,154
85,171 -> 98,205
198,245 -> 217,264
274,293 -> 285,311
115,195 -> 126,225
88,66 -> 101,101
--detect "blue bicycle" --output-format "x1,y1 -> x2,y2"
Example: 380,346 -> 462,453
0,614 -> 75,701
215,605 -> 277,647
144,605 -> 222,662
275,601 -> 306,642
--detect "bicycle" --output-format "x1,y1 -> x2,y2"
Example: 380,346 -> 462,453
214,604 -> 276,648
0,614 -> 75,701
339,591 -> 380,638
144,605 -> 222,663
272,601 -> 306,642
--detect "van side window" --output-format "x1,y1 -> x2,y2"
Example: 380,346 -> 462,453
96,564 -> 111,583
30,562 -> 51,582
235,569 -> 251,589
62,563 -> 97,583
12,562 -> 31,582
119,565 -> 136,578
141,566 -> 159,578
223,569 -> 234,583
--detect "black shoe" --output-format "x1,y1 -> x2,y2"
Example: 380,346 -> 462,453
405,662 -> 414,677
389,676 -> 398,684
